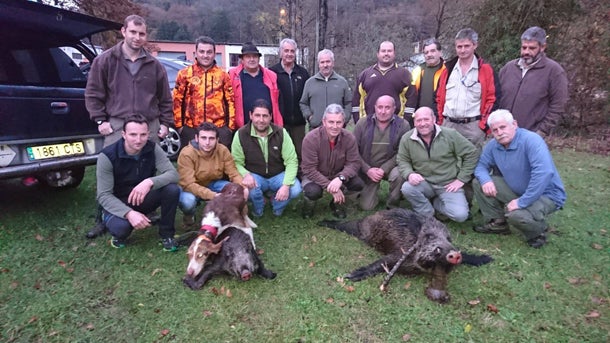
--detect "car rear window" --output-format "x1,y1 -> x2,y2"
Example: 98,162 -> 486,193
0,47 -> 87,86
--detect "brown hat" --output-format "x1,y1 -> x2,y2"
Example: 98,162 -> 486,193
240,42 -> 262,57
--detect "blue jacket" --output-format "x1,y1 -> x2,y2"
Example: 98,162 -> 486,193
475,128 -> 566,209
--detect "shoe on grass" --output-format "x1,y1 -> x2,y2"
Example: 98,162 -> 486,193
86,222 -> 107,239
161,237 -> 178,252
473,218 -> 511,235
182,214 -> 195,227
109,238 -> 126,249
329,200 -> 346,219
527,234 -> 547,248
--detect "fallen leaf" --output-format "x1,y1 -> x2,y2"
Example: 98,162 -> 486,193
591,243 -> 603,250
336,277 -> 344,283
211,287 -> 220,295
66,268 -> 74,273
338,302 -> 346,307
600,229 -> 607,235
48,331 -> 58,337
544,282 -> 552,289
311,235 -> 317,243
590,296 -> 605,305
203,310 -> 213,317
464,323 -> 472,333
33,281 -> 41,290
468,299 -> 481,306
257,249 -> 265,255
225,289 -> 232,298
35,234 -> 44,241
308,261 -> 315,267
402,333 -> 412,341
58,261 -> 66,268
568,277 -> 586,285
151,268 -> 162,276
585,310 -> 600,318
1,268 -> 9,273
325,297 -> 334,303
487,304 -> 499,313
344,285 -> 355,292
28,316 -> 38,324
154,308 -> 161,313
160,329 -> 170,336
403,282 -> 411,290
85,323 -> 95,330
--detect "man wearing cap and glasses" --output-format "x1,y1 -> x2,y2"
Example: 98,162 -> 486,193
229,42 -> 283,129
498,26 -> 568,138
435,28 -> 498,149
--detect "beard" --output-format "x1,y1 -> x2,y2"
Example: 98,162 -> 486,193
521,51 -> 542,66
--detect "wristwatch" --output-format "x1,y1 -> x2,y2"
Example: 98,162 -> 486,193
338,175 -> 347,182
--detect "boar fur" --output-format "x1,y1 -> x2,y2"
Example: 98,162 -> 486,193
319,208 -> 492,303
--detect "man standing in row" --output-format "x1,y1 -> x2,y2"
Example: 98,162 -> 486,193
411,38 -> 445,115
173,36 -> 235,148
436,28 -> 497,149
352,41 -> 417,126
353,95 -> 410,210
85,14 -> 173,239
301,104 -> 363,219
300,49 -> 352,129
96,115 -> 180,251
232,99 -> 301,217
473,110 -> 566,248
270,38 -> 309,160
498,26 -> 568,137
229,42 -> 283,129
397,107 -> 478,222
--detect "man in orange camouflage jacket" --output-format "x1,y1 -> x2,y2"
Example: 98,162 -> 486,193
173,36 -> 236,148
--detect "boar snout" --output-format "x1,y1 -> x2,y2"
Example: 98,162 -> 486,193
446,250 -> 462,265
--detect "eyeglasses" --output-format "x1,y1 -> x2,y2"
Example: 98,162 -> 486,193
461,76 -> 478,88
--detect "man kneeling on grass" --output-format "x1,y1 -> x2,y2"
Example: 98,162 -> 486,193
96,114 -> 180,252
473,109 -> 566,248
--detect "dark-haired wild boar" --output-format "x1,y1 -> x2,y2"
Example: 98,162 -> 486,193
319,208 -> 492,303
183,227 -> 276,290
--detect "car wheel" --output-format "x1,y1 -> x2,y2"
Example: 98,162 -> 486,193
39,167 -> 86,189
161,127 -> 181,160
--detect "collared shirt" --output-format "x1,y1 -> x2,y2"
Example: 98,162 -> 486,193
443,56 -> 481,119
517,57 -> 542,77
123,49 -> 146,76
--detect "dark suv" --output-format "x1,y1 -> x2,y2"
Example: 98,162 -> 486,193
0,1 -> 120,188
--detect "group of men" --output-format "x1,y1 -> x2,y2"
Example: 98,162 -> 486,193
85,13 -> 567,251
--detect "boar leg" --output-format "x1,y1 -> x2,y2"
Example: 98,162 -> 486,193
254,254 -> 276,279
425,265 -> 450,303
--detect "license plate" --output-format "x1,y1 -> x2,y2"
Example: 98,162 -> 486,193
27,142 -> 85,160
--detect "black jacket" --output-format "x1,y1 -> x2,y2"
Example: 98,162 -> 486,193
270,62 -> 310,126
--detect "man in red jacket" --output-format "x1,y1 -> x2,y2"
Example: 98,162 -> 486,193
436,28 -> 498,149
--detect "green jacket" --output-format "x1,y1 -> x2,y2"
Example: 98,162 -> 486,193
232,124 -> 299,186
397,124 -> 478,186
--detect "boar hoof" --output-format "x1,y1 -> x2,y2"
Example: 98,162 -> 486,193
426,287 -> 450,303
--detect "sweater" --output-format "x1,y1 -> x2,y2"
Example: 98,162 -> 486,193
397,125 -> 478,186
474,128 -> 566,208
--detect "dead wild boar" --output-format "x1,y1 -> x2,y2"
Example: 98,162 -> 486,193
319,208 -> 492,303
183,227 -> 276,290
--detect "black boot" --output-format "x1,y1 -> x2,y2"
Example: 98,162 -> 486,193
86,205 -> 107,239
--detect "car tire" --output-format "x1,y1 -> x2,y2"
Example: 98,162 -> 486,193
160,127 -> 181,160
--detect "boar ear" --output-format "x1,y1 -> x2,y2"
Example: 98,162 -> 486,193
209,236 -> 230,254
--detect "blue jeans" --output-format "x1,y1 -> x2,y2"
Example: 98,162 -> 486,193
178,180 -> 230,215
249,172 -> 302,216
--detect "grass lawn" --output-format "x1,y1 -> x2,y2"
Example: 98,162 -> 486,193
0,149 -> 608,342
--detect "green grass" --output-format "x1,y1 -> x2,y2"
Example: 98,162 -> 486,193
1,149 -> 608,342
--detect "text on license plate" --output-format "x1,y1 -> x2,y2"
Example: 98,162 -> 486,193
27,142 -> 85,160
